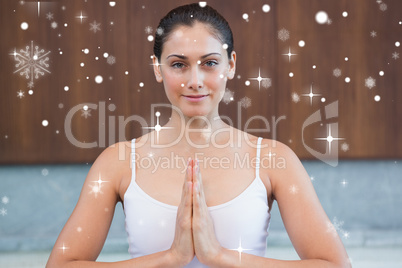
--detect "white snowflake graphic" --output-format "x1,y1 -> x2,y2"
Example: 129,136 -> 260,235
379,3 -> 387,11
289,184 -> 299,194
365,76 -> 376,89
392,52 -> 399,60
370,31 -> 377,37
222,88 -> 234,104
0,208 -> 7,216
46,12 -> 54,20
239,96 -> 251,109
156,27 -> 164,36
51,21 -> 58,29
145,26 -> 153,34
341,142 -> 350,152
17,90 -> 24,99
107,55 -> 116,65
333,68 -> 342,78
81,108 -> 92,118
291,92 -> 300,103
11,41 -> 51,88
278,28 -> 290,42
327,217 -> 349,239
262,78 -> 272,89
1,196 -> 9,204
89,21 -> 101,33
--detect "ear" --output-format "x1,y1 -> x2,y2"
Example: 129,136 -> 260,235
152,55 -> 163,83
227,51 -> 236,80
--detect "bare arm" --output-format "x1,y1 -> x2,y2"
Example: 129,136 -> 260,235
46,143 -> 181,268
210,140 -> 351,268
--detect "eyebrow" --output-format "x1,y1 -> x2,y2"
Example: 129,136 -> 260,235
166,52 -> 221,60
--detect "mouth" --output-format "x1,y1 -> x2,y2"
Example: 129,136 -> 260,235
182,94 -> 209,102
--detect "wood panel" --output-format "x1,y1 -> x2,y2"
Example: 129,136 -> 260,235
0,0 -> 400,164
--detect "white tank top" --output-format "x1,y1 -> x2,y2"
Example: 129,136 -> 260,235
124,137 -> 271,267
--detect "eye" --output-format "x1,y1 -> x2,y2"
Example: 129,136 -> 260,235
204,60 -> 218,67
172,62 -> 185,69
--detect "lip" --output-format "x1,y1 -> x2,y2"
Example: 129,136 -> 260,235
182,94 -> 209,102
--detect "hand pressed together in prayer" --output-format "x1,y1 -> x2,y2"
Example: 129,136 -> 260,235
169,158 -> 223,267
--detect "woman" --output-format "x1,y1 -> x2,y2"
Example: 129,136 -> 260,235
47,3 -> 350,268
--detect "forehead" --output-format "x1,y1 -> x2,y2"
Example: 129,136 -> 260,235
162,22 -> 224,58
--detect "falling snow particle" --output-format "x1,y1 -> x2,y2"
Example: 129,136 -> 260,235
245,80 -> 251,86
199,2 -> 207,8
278,28 -> 290,41
239,96 -> 252,109
11,41 -> 51,88
242,13 -> 249,21
0,208 -> 7,216
396,42 -> 400,47
42,120 -> 49,127
333,68 -> 341,77
2,196 -> 9,204
298,40 -> 305,47
42,168 -> 49,176
345,77 -> 351,83
365,76 -> 376,89
321,97 -> 326,102
17,90 -> 25,99
342,11 -> 348,17
315,11 -> 328,24
379,71 -> 384,76
291,92 -> 300,103
139,82 -> 144,87
341,142 -> 349,152
147,35 -> 154,42
262,78 -> 272,88
107,55 -> 116,65
374,95 -> 381,102
222,88 -> 234,104
156,27 -> 164,36
379,3 -> 387,11
46,12 -> 54,20
145,26 -> 153,34
51,21 -> 58,29
21,22 -> 29,30
95,75 -> 103,84
109,1 -> 116,7
392,52 -> 399,60
262,4 -> 270,13
370,31 -> 377,37
89,21 -> 101,33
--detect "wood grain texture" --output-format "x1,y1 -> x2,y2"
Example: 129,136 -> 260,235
0,0 -> 400,163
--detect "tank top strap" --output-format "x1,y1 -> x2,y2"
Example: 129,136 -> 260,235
255,137 -> 263,178
131,138 -> 136,182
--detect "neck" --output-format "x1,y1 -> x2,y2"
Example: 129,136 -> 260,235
153,108 -> 230,149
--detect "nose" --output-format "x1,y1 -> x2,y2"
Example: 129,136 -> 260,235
188,66 -> 203,90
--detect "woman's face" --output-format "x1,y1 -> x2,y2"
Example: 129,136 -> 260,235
153,22 -> 236,118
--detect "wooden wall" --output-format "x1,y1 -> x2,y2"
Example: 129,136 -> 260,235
0,0 -> 401,164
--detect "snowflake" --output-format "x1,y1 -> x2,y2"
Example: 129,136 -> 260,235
327,217 -> 349,239
145,26 -> 153,34
81,109 -> 92,118
340,179 -> 348,187
370,31 -> 377,37
156,27 -> 164,36
46,12 -> 54,20
239,96 -> 251,108
89,21 -> 101,33
365,76 -> 376,89
327,18 -> 332,25
392,52 -> 399,60
341,142 -> 349,152
51,21 -> 58,29
88,182 -> 103,198
11,41 -> 51,88
278,28 -> 290,41
222,88 -> 234,104
379,3 -> 387,11
17,90 -> 24,99
0,208 -> 7,216
289,184 -> 299,194
262,78 -> 272,88
1,196 -> 9,204
333,68 -> 342,78
291,92 -> 300,103
107,55 -> 116,65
